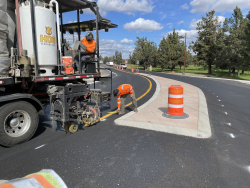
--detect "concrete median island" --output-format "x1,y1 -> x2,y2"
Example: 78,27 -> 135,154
115,74 -> 211,139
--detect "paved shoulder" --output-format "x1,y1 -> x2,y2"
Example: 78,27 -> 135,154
115,74 -> 211,138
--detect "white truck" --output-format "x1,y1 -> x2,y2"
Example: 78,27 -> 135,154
106,62 -> 113,66
119,63 -> 127,69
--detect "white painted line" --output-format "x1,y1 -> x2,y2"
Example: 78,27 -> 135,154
230,133 -> 235,138
218,100 -> 221,101
101,119 -> 106,121
245,166 -> 250,173
216,96 -> 218,97
225,112 -> 228,115
35,144 -> 46,149
221,105 -> 224,107
227,123 -> 231,126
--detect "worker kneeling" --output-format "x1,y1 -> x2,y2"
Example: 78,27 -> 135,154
113,84 -> 138,115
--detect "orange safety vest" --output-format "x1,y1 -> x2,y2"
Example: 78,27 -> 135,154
0,169 -> 67,188
116,84 -> 133,109
80,38 -> 95,54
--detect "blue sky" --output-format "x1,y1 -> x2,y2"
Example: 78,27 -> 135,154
62,0 -> 250,59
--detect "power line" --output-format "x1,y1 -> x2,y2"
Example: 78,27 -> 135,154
105,0 -> 117,17
107,0 -> 126,19
102,0 -> 110,13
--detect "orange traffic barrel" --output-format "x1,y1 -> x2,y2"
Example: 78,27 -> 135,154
167,85 -> 184,116
172,71 -> 174,74
117,66 -> 118,69
122,67 -> 123,70
132,68 -> 134,73
62,56 -> 73,74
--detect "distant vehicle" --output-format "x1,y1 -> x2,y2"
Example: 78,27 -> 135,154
106,62 -> 113,66
99,60 -> 103,64
119,63 -> 127,69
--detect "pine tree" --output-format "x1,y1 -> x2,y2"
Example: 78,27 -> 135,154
192,10 -> 221,74
222,7 -> 247,76
166,29 -> 184,71
157,37 -> 169,72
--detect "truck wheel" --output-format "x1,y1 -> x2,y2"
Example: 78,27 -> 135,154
0,101 -> 39,147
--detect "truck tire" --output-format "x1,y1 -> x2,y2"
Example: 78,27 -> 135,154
0,101 -> 39,147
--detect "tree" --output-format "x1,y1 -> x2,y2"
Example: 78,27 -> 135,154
192,10 -> 222,74
133,37 -> 157,70
222,7 -> 247,76
166,29 -> 185,71
157,37 -> 169,72
114,50 -> 122,65
103,56 -> 109,64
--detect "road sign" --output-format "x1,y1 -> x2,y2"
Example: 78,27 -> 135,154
136,60 -> 139,65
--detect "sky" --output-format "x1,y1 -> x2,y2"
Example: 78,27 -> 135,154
62,0 -> 250,59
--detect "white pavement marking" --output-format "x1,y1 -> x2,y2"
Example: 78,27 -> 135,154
35,144 -> 46,149
221,105 -> 224,107
218,100 -> 221,101
217,96 -> 218,97
245,166 -> 250,173
225,112 -> 228,115
115,74 -> 212,139
227,123 -> 231,126
101,119 -> 106,121
229,133 -> 235,138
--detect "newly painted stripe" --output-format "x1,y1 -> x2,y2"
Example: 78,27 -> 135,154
168,94 -> 183,98
168,104 -> 184,108
101,68 -> 152,119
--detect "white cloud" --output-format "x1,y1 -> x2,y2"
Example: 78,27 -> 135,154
190,0 -> 250,13
120,38 -> 133,45
189,16 -> 225,30
166,23 -> 173,28
97,0 -> 154,16
124,18 -> 164,32
189,19 -> 201,30
190,0 -> 217,13
181,3 -> 189,10
99,39 -> 134,58
161,14 -> 167,20
164,30 -> 198,44
178,20 -> 184,25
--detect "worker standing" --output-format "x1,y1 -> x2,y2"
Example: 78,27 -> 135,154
113,84 -> 138,115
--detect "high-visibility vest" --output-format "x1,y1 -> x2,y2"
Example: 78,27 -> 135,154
80,38 -> 95,54
0,169 -> 67,188
116,84 -> 133,109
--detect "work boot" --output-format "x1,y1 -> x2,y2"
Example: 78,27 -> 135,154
119,111 -> 125,115
134,108 -> 138,112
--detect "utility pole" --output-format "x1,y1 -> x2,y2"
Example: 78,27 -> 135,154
72,19 -> 75,44
183,33 -> 186,75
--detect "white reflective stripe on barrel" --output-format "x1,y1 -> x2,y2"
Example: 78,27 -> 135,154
168,94 -> 183,98
168,104 -> 184,108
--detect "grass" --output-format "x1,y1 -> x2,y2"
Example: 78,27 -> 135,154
123,64 -> 250,80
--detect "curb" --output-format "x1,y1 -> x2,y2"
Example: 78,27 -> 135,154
114,74 -> 212,139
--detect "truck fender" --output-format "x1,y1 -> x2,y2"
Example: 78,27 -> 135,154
0,93 -> 45,115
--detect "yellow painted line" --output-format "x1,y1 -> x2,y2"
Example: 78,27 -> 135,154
100,67 -> 152,120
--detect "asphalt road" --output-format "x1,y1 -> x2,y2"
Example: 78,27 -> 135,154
0,67 -> 250,188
